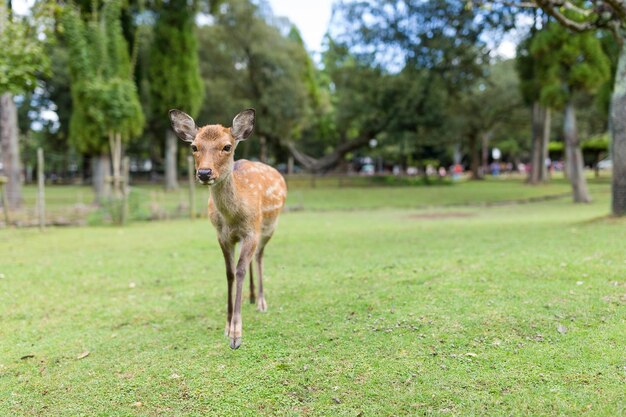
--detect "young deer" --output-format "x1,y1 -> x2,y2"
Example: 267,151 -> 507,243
169,109 -> 287,349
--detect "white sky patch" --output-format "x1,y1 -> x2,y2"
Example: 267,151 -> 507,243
268,0 -> 334,54
11,0 -> 35,16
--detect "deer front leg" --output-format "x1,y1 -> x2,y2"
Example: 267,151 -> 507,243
229,236 -> 258,349
219,240 -> 235,337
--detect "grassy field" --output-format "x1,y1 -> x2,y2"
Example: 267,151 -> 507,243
1,179 -> 625,416
14,174 -> 611,224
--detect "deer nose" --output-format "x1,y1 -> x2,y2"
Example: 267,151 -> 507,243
197,168 -> 212,181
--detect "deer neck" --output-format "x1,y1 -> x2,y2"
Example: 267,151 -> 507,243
210,168 -> 242,218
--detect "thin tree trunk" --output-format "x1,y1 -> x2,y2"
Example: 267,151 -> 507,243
481,131 -> 492,176
92,153 -> 111,205
259,135 -> 267,163
165,129 -> 178,190
564,101 -> 591,203
108,132 -> 122,198
0,93 -> 22,209
528,102 -> 543,184
610,40 -> 626,216
469,133 -> 483,180
540,107 -> 551,181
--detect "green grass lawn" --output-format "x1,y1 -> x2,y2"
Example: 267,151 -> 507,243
1,181 -> 625,416
15,175 -> 611,224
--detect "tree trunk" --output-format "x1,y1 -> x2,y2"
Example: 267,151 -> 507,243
109,131 -> 122,198
92,153 -> 111,205
481,131 -> 492,176
528,103 -> 551,184
528,102 -> 542,184
564,101 -> 591,203
0,93 -> 22,209
469,133 -> 483,180
540,107 -> 551,181
165,129 -> 178,190
259,135 -> 267,163
610,40 -> 626,216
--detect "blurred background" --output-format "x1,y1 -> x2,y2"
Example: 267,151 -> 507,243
0,0 -> 621,225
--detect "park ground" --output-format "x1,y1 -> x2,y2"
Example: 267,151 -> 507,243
1,177 -> 625,416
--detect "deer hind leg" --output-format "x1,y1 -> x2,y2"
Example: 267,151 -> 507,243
219,240 -> 235,337
249,261 -> 256,304
256,236 -> 270,313
229,235 -> 258,349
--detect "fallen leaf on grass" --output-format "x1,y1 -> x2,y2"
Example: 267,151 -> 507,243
557,324 -> 567,334
171,373 -> 180,379
132,402 -> 143,407
465,352 -> 478,357
20,354 -> 35,360
77,351 -> 90,360
332,397 -> 341,404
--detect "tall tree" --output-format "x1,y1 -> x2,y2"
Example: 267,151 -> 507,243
63,0 -> 144,205
530,23 -> 610,202
486,0 -> 626,214
0,3 -> 49,209
148,0 -> 203,190
517,24 -> 552,184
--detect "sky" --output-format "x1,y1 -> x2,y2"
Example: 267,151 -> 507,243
269,0 -> 335,54
13,0 -> 514,57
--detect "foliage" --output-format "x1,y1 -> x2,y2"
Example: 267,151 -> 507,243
0,5 -> 50,95
530,23 -> 611,109
197,0 -> 310,149
148,0 -> 204,126
582,133 -> 610,152
62,0 -> 144,153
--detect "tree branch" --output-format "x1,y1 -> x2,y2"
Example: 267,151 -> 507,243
282,134 -> 374,173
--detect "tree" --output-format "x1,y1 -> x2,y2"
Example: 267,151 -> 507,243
148,0 -> 203,190
517,26 -> 552,184
0,3 -> 49,209
434,59 -> 525,180
489,0 -> 626,214
63,0 -> 144,206
530,23 -> 610,202
329,0 -> 516,175
197,0 -> 312,166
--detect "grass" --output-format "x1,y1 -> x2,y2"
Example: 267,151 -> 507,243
14,174 -> 611,223
1,179 -> 625,416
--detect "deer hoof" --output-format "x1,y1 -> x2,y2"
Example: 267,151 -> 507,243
256,298 -> 267,313
230,337 -> 242,350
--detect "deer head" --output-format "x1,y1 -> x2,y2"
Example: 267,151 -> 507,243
169,109 -> 255,185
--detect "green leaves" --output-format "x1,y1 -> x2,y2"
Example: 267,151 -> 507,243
0,6 -> 49,95
62,0 -> 144,152
528,23 -> 611,110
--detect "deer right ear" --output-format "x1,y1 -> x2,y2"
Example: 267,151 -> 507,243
169,109 -> 198,143
231,109 -> 255,141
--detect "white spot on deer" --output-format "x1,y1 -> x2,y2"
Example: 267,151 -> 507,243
265,183 -> 279,197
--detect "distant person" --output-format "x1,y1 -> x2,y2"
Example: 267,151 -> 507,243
452,163 -> 463,181
491,161 -> 500,176
438,166 -> 447,178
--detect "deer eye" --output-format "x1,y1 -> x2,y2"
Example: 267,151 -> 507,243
191,145 -> 198,152
223,145 -> 232,152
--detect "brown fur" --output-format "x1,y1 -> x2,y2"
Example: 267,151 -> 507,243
170,109 -> 286,349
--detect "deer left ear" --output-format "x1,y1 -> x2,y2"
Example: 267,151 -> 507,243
231,109 -> 255,141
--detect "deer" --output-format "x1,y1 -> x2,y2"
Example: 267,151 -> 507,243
169,108 -> 287,349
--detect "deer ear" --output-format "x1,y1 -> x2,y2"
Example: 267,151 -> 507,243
169,109 -> 198,143
231,109 -> 255,141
